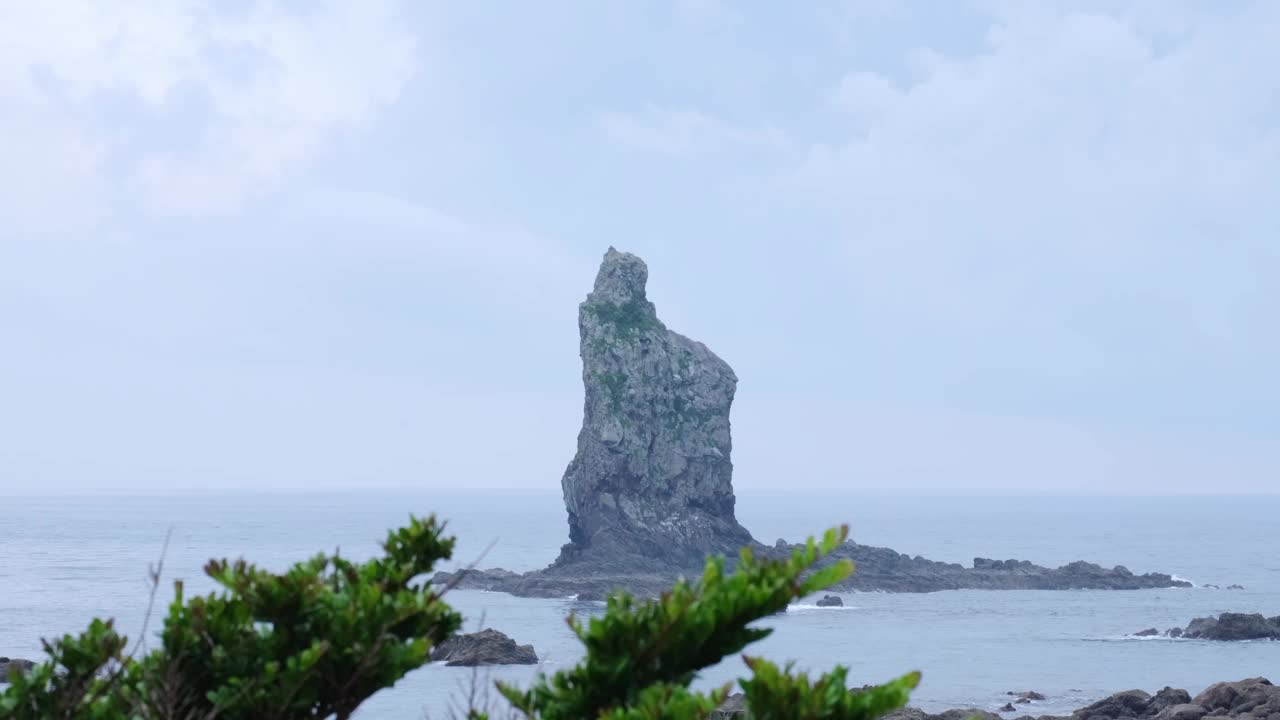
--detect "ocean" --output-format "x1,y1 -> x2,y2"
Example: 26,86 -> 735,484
1,492 -> 1277,717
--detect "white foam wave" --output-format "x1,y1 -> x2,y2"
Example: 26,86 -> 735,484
785,603 -> 859,612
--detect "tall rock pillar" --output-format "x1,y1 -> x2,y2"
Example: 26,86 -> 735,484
556,248 -> 753,569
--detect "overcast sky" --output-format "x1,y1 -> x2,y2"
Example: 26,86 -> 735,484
1,1 -> 1276,495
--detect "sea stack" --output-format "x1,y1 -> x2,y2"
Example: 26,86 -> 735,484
556,247 -> 753,570
431,249 -> 1190,598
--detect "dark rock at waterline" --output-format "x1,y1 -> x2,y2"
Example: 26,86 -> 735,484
429,629 -> 537,666
433,249 -> 1192,600
816,594 -> 844,607
1008,691 -> 1047,701
1227,585 -> 1246,590
883,708 -> 1000,720
755,679 -> 1276,720
1168,628 -> 1184,638
1181,614 -> 1280,641
1133,628 -> 1161,637
1074,689 -> 1153,718
0,657 -> 35,683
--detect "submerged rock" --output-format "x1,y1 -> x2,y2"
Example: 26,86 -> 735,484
429,629 -> 537,667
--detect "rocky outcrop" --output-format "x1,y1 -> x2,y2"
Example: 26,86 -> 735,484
433,248 -> 1189,599
1182,614 -> 1280,641
0,657 -> 35,683
807,548 -> 1188,593
816,594 -> 845,607
429,629 -> 537,667
884,679 -> 1277,720
1134,614 -> 1280,641
555,247 -> 752,571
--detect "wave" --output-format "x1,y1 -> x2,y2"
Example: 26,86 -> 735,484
785,603 -> 859,612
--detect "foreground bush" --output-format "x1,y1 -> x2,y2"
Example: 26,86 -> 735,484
0,520 -> 917,719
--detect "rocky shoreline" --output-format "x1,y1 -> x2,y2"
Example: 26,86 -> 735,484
436,545 -> 1189,600
713,678 -> 1280,720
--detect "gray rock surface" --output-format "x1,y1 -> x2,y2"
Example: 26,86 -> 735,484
1150,689 -> 1196,715
433,248 -> 1190,599
429,629 -> 537,667
1158,705 -> 1208,720
816,594 -> 845,607
1073,689 -> 1154,718
711,693 -> 748,719
1180,614 -> 1280,641
555,247 -> 752,570
718,679 -> 1275,720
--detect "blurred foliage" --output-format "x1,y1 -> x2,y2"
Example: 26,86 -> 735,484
0,520 -> 917,720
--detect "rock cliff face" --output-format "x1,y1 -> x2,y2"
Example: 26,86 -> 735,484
556,247 -> 752,569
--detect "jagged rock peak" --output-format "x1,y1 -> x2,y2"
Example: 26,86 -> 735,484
591,247 -> 650,305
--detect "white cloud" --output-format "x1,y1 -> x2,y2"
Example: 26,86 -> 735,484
797,3 -> 1280,362
0,0 -> 417,220
599,105 -> 792,154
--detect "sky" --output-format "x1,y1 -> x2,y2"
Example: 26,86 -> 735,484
0,1 -> 1276,495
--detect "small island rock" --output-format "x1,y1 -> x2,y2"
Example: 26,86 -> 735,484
1181,614 -> 1280,641
0,657 -> 35,683
429,629 -> 537,667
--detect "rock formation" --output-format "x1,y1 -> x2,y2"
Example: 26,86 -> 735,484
429,629 -> 538,666
0,657 -> 34,684
810,678 -> 1279,720
555,247 -> 752,570
1158,613 -> 1280,641
433,248 -> 1189,598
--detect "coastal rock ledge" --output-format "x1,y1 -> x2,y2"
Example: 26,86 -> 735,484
433,248 -> 1188,600
713,678 -> 1280,720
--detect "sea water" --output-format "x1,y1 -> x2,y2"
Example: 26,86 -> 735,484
1,492 -> 1277,717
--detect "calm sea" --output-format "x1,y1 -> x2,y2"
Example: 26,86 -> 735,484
1,492 -> 1277,717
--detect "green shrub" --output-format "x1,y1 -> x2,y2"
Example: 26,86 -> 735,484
0,521 -> 918,720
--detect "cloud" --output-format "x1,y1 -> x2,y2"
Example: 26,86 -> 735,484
795,2 -> 1280,386
599,105 -> 792,154
0,0 -> 417,220
673,0 -> 744,29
